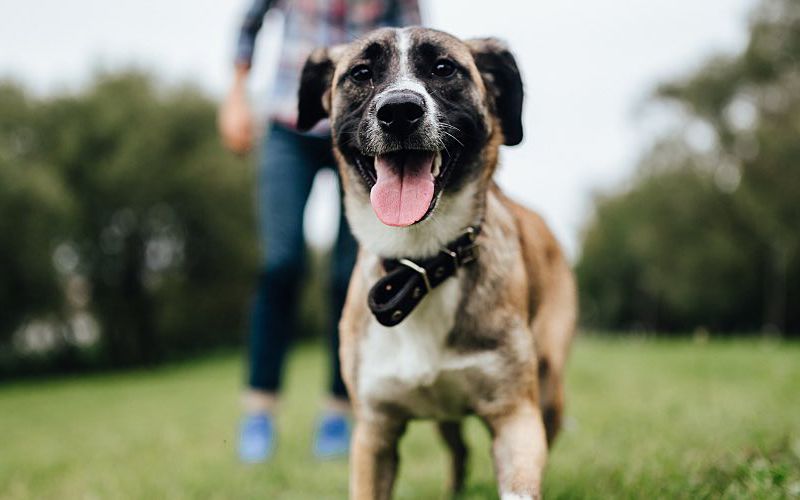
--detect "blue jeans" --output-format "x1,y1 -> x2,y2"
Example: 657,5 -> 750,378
249,123 -> 357,398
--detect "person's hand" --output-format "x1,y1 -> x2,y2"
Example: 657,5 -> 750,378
218,69 -> 254,154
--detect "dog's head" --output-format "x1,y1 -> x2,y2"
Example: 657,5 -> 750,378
297,27 -> 523,256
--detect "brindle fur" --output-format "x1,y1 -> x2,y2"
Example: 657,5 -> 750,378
298,27 -> 576,500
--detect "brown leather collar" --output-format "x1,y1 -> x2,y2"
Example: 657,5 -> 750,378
367,226 -> 481,327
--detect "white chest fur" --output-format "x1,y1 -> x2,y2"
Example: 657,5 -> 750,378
357,274 -> 501,420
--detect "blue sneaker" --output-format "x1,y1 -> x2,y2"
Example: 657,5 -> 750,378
238,413 -> 275,463
313,412 -> 351,459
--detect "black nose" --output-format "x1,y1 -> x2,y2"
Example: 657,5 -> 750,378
376,91 -> 425,136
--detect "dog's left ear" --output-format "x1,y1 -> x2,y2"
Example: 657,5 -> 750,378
297,47 -> 338,131
466,38 -> 524,146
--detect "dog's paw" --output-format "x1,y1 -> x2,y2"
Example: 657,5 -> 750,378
501,494 -> 537,500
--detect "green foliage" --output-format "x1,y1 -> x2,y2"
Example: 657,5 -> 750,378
0,84 -> 74,340
577,0 -> 800,335
0,72 -> 258,373
1,338 -> 798,498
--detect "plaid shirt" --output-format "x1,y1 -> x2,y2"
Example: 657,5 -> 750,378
236,0 -> 421,129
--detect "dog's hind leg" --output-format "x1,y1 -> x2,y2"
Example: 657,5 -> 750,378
537,358 -> 564,446
532,256 -> 576,446
437,420 -> 469,494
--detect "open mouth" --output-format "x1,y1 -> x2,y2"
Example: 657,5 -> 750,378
353,148 -> 460,227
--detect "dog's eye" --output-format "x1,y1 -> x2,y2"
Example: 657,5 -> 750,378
350,64 -> 372,82
432,59 -> 456,78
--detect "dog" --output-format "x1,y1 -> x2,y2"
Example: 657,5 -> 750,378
297,27 -> 576,500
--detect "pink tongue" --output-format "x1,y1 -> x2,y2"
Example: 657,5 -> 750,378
370,151 -> 436,227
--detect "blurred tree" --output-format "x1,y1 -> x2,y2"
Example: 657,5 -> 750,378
0,72 -> 260,373
0,84 -> 75,348
577,0 -> 800,335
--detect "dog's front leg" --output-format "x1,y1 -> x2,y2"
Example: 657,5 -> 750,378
485,402 -> 548,500
350,416 -> 407,500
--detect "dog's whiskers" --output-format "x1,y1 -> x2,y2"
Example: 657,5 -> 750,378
440,130 -> 464,148
439,122 -> 462,133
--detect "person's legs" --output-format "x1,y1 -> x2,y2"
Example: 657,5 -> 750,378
312,154 -> 358,458
305,139 -> 358,404
240,123 -> 318,462
248,123 -> 318,397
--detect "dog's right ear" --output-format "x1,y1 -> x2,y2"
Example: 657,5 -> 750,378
297,48 -> 337,131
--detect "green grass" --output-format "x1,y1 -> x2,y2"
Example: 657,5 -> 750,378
1,337 -> 799,499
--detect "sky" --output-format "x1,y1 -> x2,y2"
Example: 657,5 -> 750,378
0,0 -> 758,257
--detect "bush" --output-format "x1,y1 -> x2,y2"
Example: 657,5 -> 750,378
577,0 -> 800,335
0,72 -> 259,375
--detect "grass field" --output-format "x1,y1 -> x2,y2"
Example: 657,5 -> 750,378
1,337 -> 799,499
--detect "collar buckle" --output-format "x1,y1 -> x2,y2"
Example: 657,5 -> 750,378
398,258 -> 431,292
369,224 -> 482,327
